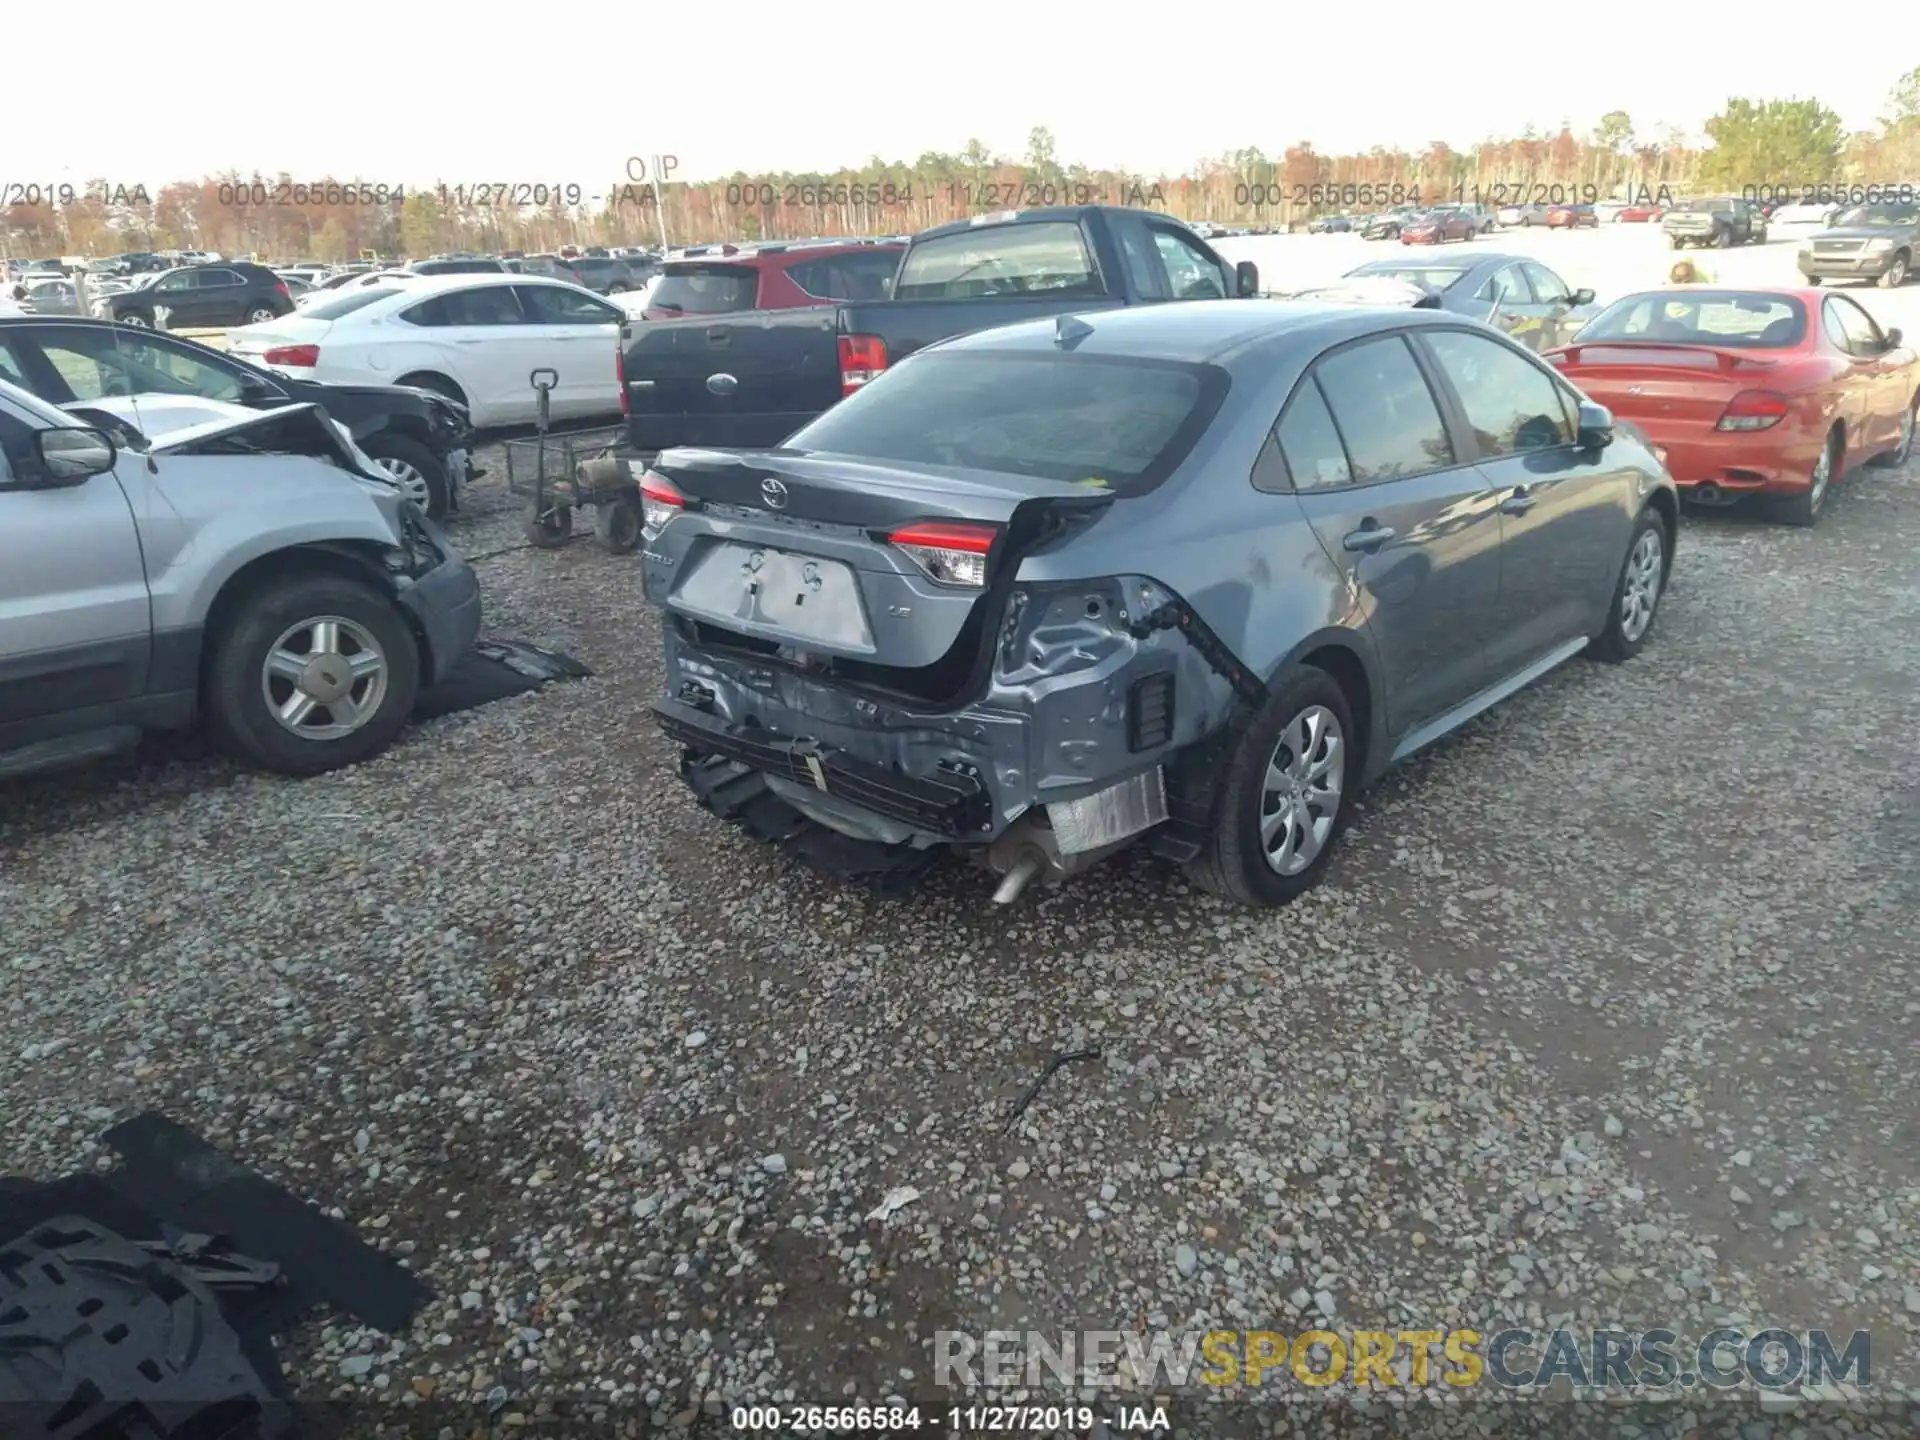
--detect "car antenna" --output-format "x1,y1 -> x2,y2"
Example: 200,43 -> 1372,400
1053,314 -> 1094,349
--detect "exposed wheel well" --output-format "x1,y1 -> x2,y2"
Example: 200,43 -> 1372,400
1297,643 -> 1373,780
200,545 -> 425,687
1645,488 -> 1679,556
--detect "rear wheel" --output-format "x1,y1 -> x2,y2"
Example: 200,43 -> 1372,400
1669,235 -> 1685,249
1184,667 -> 1355,908
118,311 -> 151,327
1773,430 -> 1839,527
245,305 -> 277,324
1806,275 -> 1823,287
1589,508 -> 1668,662
397,372 -> 468,409
1869,396 -> 1915,468
1878,251 -> 1910,288
1713,226 -> 1733,248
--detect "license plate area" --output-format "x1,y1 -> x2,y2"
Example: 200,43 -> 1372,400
672,541 -> 875,652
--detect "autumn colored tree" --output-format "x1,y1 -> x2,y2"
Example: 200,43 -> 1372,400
1699,97 -> 1843,189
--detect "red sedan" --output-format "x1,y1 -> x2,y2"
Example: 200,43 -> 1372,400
1615,204 -> 1665,222
1547,204 -> 1599,228
1546,287 -> 1917,525
1399,207 -> 1479,244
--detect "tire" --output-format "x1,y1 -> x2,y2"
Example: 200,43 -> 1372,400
1806,275 -> 1823,287
1713,226 -> 1732,249
1877,251 -> 1909,288
245,305 -> 277,324
396,372 -> 468,408
593,495 -> 643,554
1869,394 -> 1915,468
1772,430 -> 1840,527
1588,507 -> 1669,663
1183,667 -> 1356,908
119,311 -> 151,327
525,502 -> 572,547
204,573 -> 420,776
360,433 -> 451,520
1669,235 -> 1684,250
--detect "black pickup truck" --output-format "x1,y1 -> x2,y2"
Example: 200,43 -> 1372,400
618,206 -> 1260,454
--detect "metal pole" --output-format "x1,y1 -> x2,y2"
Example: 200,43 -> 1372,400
653,154 -> 671,253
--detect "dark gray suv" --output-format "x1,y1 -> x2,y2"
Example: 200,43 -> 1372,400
637,303 -> 1678,906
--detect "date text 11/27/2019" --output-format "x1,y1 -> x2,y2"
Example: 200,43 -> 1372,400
727,1403 -> 1169,1432
718,181 -> 1172,211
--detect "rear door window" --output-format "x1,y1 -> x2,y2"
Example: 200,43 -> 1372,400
1270,379 -> 1353,492
784,351 -> 1225,495
406,286 -> 522,326
517,284 -> 621,324
648,265 -> 760,314
1311,336 -> 1455,482
307,288 -> 404,320
892,221 -> 1102,300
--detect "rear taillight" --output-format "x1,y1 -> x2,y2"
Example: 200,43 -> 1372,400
640,471 -> 685,539
1716,390 -> 1790,432
838,334 -> 887,396
887,520 -> 995,588
274,279 -> 289,296
262,344 -> 319,367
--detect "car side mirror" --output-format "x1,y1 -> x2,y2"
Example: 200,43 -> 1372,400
1885,326 -> 1903,347
1571,287 -> 1596,307
1576,401 -> 1614,451
5,427 -> 117,490
1235,260 -> 1260,298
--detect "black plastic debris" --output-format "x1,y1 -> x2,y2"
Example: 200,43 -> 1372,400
0,1112 -> 433,1440
412,638 -> 593,721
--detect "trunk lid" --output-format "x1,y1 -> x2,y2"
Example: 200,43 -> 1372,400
226,313 -> 333,363
1549,342 -> 1778,426
645,447 -> 1114,675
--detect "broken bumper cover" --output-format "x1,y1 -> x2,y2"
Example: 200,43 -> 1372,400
654,695 -> 991,838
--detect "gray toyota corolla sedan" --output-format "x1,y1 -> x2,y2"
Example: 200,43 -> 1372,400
640,301 -> 1677,907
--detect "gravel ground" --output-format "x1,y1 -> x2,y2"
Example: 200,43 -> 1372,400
4,421 -> 1919,1432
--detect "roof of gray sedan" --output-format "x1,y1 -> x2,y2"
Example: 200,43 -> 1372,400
937,300 -> 1447,364
1349,252 -> 1525,273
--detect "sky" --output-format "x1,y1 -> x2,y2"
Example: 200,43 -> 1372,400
8,2 -> 1912,192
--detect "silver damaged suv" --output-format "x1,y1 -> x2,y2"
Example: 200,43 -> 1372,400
0,376 -> 482,778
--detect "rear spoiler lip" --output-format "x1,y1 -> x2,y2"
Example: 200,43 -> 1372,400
1546,341 -> 1779,370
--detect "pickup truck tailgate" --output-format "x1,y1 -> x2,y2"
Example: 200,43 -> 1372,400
623,308 -> 841,452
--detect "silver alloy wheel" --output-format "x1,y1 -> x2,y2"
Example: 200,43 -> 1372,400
1259,704 -> 1344,877
1896,405 -> 1915,464
373,455 -> 433,508
1808,439 -> 1833,509
1619,527 -> 1664,643
120,313 -> 149,327
261,615 -> 390,741
248,306 -> 275,323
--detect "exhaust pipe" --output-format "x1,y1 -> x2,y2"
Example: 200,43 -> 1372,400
992,852 -> 1045,906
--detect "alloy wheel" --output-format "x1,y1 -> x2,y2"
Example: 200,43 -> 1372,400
261,615 -> 390,741
373,455 -> 433,509
1897,405 -> 1915,464
1809,441 -> 1833,510
120,313 -> 149,327
1259,705 -> 1344,877
248,307 -> 276,323
1619,527 -> 1664,643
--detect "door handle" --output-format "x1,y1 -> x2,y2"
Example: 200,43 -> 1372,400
1500,489 -> 1536,515
706,328 -> 730,347
1342,522 -> 1395,552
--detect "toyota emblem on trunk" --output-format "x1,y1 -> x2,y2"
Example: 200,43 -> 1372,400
760,478 -> 788,509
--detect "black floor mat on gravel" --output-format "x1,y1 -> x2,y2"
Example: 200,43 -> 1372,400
412,639 -> 592,720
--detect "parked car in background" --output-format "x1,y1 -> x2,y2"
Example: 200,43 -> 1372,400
1797,199 -> 1919,288
623,208 -> 1254,455
19,280 -> 82,316
405,257 -> 508,276
1333,254 -> 1596,351
1770,199 -> 1839,228
638,239 -> 903,322
1361,207 -> 1422,240
565,256 -> 648,294
0,375 -> 481,779
1498,203 -> 1552,227
1308,214 -> 1354,234
1615,203 -> 1666,223
0,316 -> 480,518
1399,206 -> 1481,244
1547,204 -> 1599,229
1662,197 -> 1767,249
94,263 -> 295,329
1545,287 -> 1917,525
229,273 -> 625,427
641,300 -> 1674,908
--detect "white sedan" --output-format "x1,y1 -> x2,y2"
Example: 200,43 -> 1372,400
230,273 -> 625,426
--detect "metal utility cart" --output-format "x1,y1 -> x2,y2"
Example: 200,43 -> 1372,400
502,368 -> 639,552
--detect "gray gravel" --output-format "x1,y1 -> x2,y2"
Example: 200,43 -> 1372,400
2,438 -> 1916,1433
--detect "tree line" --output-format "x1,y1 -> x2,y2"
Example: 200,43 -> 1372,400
8,73 -> 1918,261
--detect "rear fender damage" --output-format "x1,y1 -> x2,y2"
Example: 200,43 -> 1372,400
659,573 -> 1260,895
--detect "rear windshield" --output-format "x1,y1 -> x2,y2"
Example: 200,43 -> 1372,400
783,351 -> 1226,495
892,221 -> 1102,301
1577,291 -> 1806,347
1347,266 -> 1471,291
1831,201 -> 1920,227
1672,199 -> 1730,213
302,288 -> 403,319
649,265 -> 758,313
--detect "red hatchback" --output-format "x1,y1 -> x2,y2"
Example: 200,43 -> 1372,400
1547,205 -> 1599,228
1399,207 -> 1479,244
1546,286 -> 1918,525
1615,204 -> 1665,223
641,240 -> 903,321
